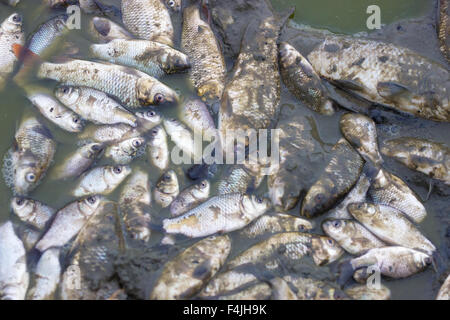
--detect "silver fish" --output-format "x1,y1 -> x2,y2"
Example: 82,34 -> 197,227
169,180 -> 210,217
88,16 -> 134,44
163,118 -> 196,159
0,13 -> 24,90
73,165 -> 131,197
146,125 -> 169,171
27,248 -> 61,300
11,197 -> 56,230
27,15 -> 68,57
154,169 -> 179,208
180,98 -> 216,137
105,136 -> 145,164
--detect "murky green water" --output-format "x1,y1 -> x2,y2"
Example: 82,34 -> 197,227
0,0 -> 447,300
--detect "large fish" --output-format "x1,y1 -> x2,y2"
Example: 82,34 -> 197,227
37,58 -> 179,108
307,36 -> 450,122
150,235 -> 231,300
122,0 -> 174,46
181,4 -> 226,102
0,13 -> 24,90
169,180 -> 210,217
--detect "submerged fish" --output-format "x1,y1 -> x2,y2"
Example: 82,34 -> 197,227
73,165 -> 131,197
381,137 -> 450,185
11,197 -> 55,230
322,219 -> 385,256
348,202 -> 435,255
301,138 -> 364,218
368,169 -> 427,223
90,39 -> 190,78
165,0 -> 181,12
146,125 -> 169,171
279,42 -> 334,115
27,15 -> 68,57
105,137 -> 145,164
55,86 -> 137,127
154,169 -> 179,208
27,92 -> 84,133
122,0 -> 174,46
37,59 -> 179,108
163,193 -> 271,238
150,235 -> 231,300
27,248 -> 60,300
53,143 -> 104,180
88,16 -> 134,44
0,13 -> 24,90
0,221 -> 29,300
35,195 -> 105,252
307,36 -> 450,122
119,169 -> 152,241
181,4 -> 226,102
163,118 -> 196,158
169,180 -> 210,217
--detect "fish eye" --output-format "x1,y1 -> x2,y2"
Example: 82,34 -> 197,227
199,181 -> 207,188
256,196 -> 264,204
87,196 -> 97,204
147,110 -> 156,117
327,238 -> 335,246
154,93 -> 165,104
132,139 -> 142,147
333,220 -> 341,228
314,194 -> 325,203
113,166 -> 122,174
62,87 -> 70,94
298,224 -> 305,231
168,0 -> 175,7
151,128 -> 158,135
12,14 -> 21,23
49,107 -> 54,113
424,257 -> 432,265
25,172 -> 36,182
91,144 -> 101,151
15,198 -> 25,206
163,174 -> 172,181
72,117 -> 79,123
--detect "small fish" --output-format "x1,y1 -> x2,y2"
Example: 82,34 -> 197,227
181,4 -> 226,102
122,0 -> 174,46
381,137 -> 450,185
348,202 -> 435,255
0,221 -> 29,300
37,58 -> 179,108
88,16 -> 134,43
340,113 -> 383,166
0,13 -> 25,90
90,39 -> 190,78
146,125 -> 169,171
11,197 -> 56,230
119,169 -> 152,241
279,42 -> 334,115
55,86 -> 137,127
27,92 -> 84,133
53,143 -> 104,180
170,180 -> 210,217
238,213 -> 313,239
73,165 -> 131,197
150,235 -> 231,300
163,118 -> 196,158
436,274 -> 450,300
154,169 -> 179,208
199,269 -> 258,298
322,219 -> 385,255
35,195 -> 105,252
227,232 -> 343,269
368,169 -> 427,223
27,15 -> 68,58
345,284 -> 391,300
105,137 -> 145,164
301,138 -> 364,218
163,193 -> 271,238
180,98 -> 216,137
27,248 -> 61,300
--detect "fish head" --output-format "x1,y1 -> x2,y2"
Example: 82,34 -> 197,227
279,42 -> 299,66
242,195 -> 271,217
347,202 -> 377,221
311,236 -> 344,266
108,165 -> 132,181
136,78 -> 179,106
82,142 -> 105,159
55,86 -> 80,105
414,252 -> 433,270
157,170 -> 179,192
11,197 -> 35,219
148,125 -> 165,143
322,219 -> 349,241
13,158 -> 42,195
159,51 -> 191,74
2,13 -> 23,33
192,179 -> 210,197
67,114 -> 84,132
79,195 -> 104,217
268,175 -> 301,211
166,0 -> 181,12
127,137 -> 145,152
135,109 -> 162,128
301,183 -> 329,218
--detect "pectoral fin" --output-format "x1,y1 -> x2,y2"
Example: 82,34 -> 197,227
333,79 -> 365,91
377,82 -> 412,101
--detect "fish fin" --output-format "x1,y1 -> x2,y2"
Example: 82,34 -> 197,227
332,79 -> 366,91
337,259 -> 355,288
377,82 -> 411,100
323,81 -> 371,115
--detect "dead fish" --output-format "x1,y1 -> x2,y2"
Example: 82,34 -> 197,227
227,232 -> 343,269
27,91 -> 84,133
0,13 -> 24,90
163,118 -> 196,158
169,180 -> 210,217
163,193 -> 271,238
279,42 -> 334,115
368,169 -> 427,223
381,137 -> 450,185
436,274 -> 450,300
345,284 -> 391,300
150,235 -> 231,300
105,137 -> 145,164
348,202 -> 435,255
119,169 -> 152,241
199,269 -> 258,298
88,16 -> 134,43
27,248 -> 61,300
73,165 -> 131,197
27,14 -> 68,58
165,0 -> 181,12
181,4 -> 226,102
90,39 -> 190,78
218,282 -> 272,300
238,213 -> 313,239
307,36 -> 450,122
438,0 -> 449,63
0,221 -> 29,300
340,113 -> 383,167
53,143 -> 104,180
270,277 -> 299,300
10,197 -> 56,230
35,195 -> 105,252
37,58 -> 179,108
146,125 -> 169,171
218,163 -> 264,195
282,275 -> 348,300
322,219 -> 385,256
180,98 -> 216,137
122,0 -> 174,46
55,86 -> 137,127
154,169 -> 179,208
3,114 -> 56,195
301,138 -> 364,218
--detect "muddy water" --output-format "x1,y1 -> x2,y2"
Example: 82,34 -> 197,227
0,0 -> 448,300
